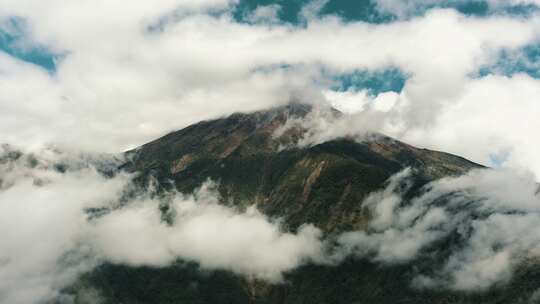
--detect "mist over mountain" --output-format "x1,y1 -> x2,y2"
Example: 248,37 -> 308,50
124,104 -> 482,233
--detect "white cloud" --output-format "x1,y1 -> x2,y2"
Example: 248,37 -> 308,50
0,3 -> 538,170
0,146 -> 130,304
279,73 -> 540,179
245,4 -> 281,24
334,167 -> 540,291
273,103 -> 389,148
92,183 -> 323,282
325,90 -> 399,113
324,89 -> 372,113
0,147 -> 324,303
397,74 -> 540,179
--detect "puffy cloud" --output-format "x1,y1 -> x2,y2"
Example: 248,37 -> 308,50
280,72 -> 540,179
397,74 -> 540,179
324,89 -> 399,114
91,183 -> 323,282
4,144 -> 540,301
0,147 -> 324,303
324,89 -> 372,113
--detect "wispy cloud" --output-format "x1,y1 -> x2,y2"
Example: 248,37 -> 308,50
332,167 -> 540,291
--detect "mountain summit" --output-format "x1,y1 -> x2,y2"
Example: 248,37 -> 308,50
125,103 -> 480,232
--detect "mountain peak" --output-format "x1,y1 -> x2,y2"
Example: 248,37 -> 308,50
126,103 -> 481,232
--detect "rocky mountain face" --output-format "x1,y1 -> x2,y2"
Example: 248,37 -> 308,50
69,104 -> 540,304
124,104 -> 479,233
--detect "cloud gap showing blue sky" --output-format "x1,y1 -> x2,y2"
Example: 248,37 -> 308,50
0,17 -> 58,71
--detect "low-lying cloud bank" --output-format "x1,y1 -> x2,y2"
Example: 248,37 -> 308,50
0,146 -> 323,303
92,184 -> 323,282
0,145 -> 129,304
334,167 -> 540,291
3,145 -> 540,303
